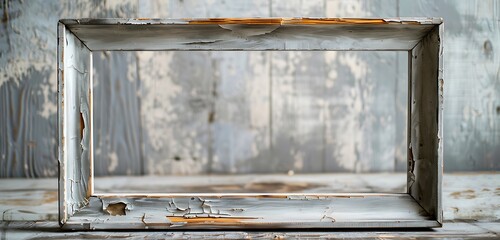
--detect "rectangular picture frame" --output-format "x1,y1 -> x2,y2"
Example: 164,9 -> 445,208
57,18 -> 443,230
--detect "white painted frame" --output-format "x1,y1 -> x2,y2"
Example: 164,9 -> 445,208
58,18 -> 443,229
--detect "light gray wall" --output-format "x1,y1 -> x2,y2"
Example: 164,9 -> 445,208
0,0 -> 498,177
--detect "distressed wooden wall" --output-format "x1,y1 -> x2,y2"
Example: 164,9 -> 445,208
0,0 -> 498,177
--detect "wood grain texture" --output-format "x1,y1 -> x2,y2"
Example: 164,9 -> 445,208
92,52 -> 143,176
137,51 -> 212,175
399,0 -> 500,171
93,173 -> 407,194
1,173 -> 497,222
210,52 -> 272,174
270,0 -> 327,173
0,0 -> 499,178
269,0 -> 403,173
135,1 -> 273,176
2,221 -> 499,239
325,0 -> 407,173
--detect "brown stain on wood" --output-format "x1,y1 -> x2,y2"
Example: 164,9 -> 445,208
180,181 -> 324,193
186,18 -> 419,25
450,189 -> 476,199
43,191 -> 58,203
167,216 -> 257,224
0,190 -> 57,206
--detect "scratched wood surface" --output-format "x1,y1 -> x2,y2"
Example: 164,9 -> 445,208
0,0 -> 499,177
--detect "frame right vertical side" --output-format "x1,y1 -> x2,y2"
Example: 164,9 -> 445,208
409,24 -> 443,225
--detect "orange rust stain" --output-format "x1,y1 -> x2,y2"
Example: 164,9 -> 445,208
186,18 -> 282,25
167,216 -> 256,224
286,18 -> 388,25
136,18 -> 152,20
186,18 -> 398,25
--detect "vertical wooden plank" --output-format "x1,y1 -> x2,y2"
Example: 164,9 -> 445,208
324,0 -> 399,172
138,51 -> 212,175
271,0 -> 328,173
0,66 -> 57,177
92,52 -> 143,176
210,52 -> 271,173
203,1 -> 272,174
136,3 -> 211,175
395,51 -> 409,171
0,0 -> 61,178
399,0 -> 500,171
0,0 -> 146,178
409,25 -> 442,223
137,0 -> 271,175
58,24 -> 91,223
323,51 -> 400,172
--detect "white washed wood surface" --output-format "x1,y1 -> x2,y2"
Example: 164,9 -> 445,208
0,173 -> 498,222
0,0 -> 499,177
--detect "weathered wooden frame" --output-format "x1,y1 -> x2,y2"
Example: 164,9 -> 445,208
57,18 -> 443,229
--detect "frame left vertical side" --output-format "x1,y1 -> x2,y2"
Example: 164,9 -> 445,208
58,22 -> 92,226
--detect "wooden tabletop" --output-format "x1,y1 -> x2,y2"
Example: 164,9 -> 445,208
0,172 -> 498,238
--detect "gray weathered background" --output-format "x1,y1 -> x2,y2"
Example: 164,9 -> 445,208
0,0 -> 498,177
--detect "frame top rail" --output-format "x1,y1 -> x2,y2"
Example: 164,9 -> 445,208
59,18 -> 442,51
